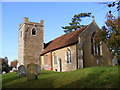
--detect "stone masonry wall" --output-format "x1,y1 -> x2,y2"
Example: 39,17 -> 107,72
77,21 -> 113,68
18,17 -> 44,67
41,44 -> 77,72
18,23 -> 25,66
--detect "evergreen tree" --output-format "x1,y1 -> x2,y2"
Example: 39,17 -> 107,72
62,13 -> 91,33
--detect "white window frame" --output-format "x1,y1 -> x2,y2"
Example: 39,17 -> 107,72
66,48 -> 72,64
100,41 -> 103,56
96,59 -> 99,64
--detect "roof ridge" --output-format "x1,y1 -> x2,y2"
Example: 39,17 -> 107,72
51,25 -> 87,41
40,25 -> 88,55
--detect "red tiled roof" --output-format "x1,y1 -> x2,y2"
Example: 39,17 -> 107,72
40,25 -> 88,56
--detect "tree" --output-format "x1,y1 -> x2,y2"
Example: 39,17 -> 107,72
107,1 -> 120,11
2,61 -> 10,73
62,13 -> 91,33
95,1 -> 120,59
95,12 -> 120,59
10,60 -> 18,69
95,1 -> 120,57
0,57 -> 10,73
100,1 -> 120,12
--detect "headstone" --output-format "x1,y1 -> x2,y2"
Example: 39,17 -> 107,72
18,65 -> 26,77
26,63 -> 39,81
112,58 -> 118,66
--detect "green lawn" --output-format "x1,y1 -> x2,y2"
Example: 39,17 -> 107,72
2,66 -> 120,88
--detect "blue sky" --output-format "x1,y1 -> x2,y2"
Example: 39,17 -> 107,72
1,2 -> 118,64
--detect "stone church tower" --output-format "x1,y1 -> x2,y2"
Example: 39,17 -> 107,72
18,17 -> 44,67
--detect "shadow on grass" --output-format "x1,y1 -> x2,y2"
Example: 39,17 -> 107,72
2,72 -> 20,85
41,70 -> 60,74
2,70 -> 60,88
3,76 -> 19,85
60,69 -> 118,88
3,76 -> 55,88
2,66 -> 119,88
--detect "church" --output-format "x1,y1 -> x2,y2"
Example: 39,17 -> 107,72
18,17 -> 113,72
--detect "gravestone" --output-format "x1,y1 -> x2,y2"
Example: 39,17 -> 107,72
18,65 -> 26,77
27,63 -> 39,81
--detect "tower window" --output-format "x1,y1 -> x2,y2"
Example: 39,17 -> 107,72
32,28 -> 36,36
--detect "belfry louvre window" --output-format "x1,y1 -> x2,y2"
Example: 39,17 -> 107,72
32,28 -> 36,35
66,49 -> 72,63
91,32 -> 102,55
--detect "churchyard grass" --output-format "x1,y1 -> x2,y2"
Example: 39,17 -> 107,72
2,66 -> 119,88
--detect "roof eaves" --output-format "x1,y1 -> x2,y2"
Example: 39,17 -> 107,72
40,42 -> 77,56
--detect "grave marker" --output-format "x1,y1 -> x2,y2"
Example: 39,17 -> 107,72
18,65 -> 26,77
27,63 -> 39,81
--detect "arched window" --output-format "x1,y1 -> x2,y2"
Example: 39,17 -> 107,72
66,49 -> 72,63
91,32 -> 96,54
44,55 -> 48,65
91,32 -> 102,55
32,28 -> 36,36
53,53 -> 57,64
